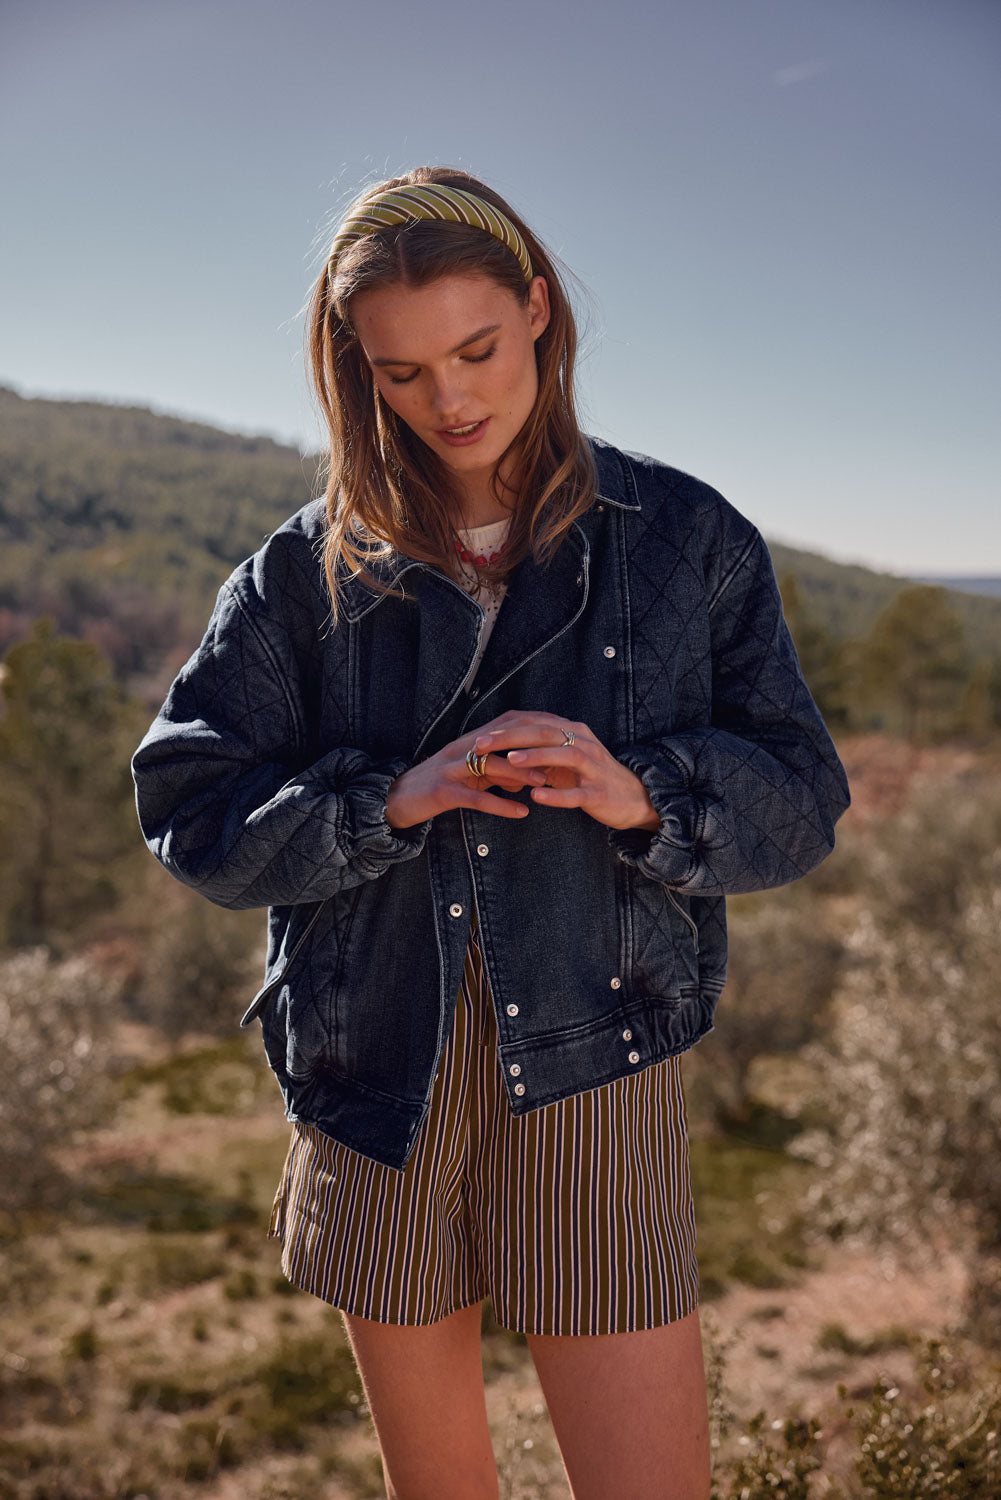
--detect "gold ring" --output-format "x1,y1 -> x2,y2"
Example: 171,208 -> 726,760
560,726 -> 575,746
465,747 -> 489,778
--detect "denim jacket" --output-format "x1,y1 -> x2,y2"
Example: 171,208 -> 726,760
132,439 -> 850,1169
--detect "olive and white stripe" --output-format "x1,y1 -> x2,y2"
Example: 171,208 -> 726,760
326,183 -> 534,286
268,910 -> 700,1335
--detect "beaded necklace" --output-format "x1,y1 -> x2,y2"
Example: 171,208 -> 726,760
454,537 -> 510,568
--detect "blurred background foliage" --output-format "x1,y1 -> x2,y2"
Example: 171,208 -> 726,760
1,387 -> 999,1496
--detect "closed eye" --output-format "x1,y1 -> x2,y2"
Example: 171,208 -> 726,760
386,343 -> 496,385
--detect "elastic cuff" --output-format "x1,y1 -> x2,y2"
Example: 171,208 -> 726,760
607,745 -> 701,886
347,755 -> 433,866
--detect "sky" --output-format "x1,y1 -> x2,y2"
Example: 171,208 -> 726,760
1,0 -> 998,576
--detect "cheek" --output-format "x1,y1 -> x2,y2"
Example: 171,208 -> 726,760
374,379 -> 416,422
496,345 -> 539,411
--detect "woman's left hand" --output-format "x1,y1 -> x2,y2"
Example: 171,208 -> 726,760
472,712 -> 660,834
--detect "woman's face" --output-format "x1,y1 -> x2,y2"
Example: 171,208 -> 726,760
351,271 -> 551,505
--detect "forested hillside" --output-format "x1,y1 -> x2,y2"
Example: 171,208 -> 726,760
0,387 -> 322,689
2,385 -> 999,733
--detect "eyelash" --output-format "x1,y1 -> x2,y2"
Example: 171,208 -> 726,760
388,345 -> 497,386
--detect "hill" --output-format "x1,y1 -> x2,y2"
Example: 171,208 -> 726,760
2,385 -> 999,690
914,575 -> 1001,599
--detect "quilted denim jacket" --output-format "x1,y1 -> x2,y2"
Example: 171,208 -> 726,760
132,439 -> 850,1169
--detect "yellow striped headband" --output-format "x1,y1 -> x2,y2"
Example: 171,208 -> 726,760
326,183 -> 534,287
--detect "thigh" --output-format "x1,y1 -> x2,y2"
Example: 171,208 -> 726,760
342,1303 -> 498,1500
525,1308 -> 711,1500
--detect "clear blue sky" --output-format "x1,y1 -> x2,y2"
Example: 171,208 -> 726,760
2,0 -> 998,574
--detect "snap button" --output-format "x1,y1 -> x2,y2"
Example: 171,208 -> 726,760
576,572 -> 583,585
506,1003 -> 519,1017
603,646 -> 616,658
477,843 -> 489,856
610,976 -> 621,989
449,903 -> 463,917
509,1063 -> 521,1077
622,1028 -> 633,1041
628,1050 -> 640,1064
469,686 -> 479,698
513,1083 -> 526,1097
597,503 -> 605,511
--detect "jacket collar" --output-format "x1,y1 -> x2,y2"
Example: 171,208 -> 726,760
334,436 -> 638,625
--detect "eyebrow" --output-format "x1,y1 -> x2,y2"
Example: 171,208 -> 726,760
370,323 -> 502,367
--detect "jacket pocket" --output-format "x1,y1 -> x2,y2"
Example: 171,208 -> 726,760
662,887 -> 702,995
239,899 -> 327,1027
665,889 -> 699,955
627,873 -> 685,1000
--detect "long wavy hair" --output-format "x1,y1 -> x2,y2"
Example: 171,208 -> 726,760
305,166 -> 597,624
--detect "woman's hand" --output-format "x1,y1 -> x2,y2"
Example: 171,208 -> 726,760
470,711 -> 661,833
385,725 -> 550,829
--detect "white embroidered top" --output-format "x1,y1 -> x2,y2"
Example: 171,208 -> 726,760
454,516 -> 512,693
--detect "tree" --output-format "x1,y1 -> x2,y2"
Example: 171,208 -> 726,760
0,619 -> 145,949
857,585 -> 970,741
778,572 -> 853,728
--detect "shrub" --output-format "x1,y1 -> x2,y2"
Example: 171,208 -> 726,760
694,886 -> 843,1126
842,1337 -> 1001,1497
0,947 -> 122,1222
789,772 -> 1001,1343
134,883 -> 266,1042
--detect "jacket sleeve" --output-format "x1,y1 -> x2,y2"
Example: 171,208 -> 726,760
606,525 -> 850,895
131,577 -> 431,910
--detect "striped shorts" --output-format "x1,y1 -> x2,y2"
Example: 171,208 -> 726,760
268,912 -> 700,1335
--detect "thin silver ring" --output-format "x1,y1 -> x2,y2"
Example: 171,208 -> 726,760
560,727 -> 575,746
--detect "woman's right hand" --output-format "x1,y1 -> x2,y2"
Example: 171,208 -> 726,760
385,731 -> 548,829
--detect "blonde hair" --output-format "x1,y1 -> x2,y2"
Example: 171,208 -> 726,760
305,166 -> 596,624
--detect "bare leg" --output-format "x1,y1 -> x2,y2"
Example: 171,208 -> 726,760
341,1302 -> 499,1500
525,1308 -> 711,1500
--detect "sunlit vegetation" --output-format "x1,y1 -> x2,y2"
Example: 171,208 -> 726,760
1,389 -> 999,1494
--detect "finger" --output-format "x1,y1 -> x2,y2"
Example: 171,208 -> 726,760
462,752 -> 547,784
478,710 -> 571,733
453,789 -> 531,818
474,721 -> 582,752
503,746 -> 589,770
529,785 -> 589,808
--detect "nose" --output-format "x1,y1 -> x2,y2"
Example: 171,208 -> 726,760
428,368 -> 468,423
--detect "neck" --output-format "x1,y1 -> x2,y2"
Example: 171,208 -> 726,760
457,504 -> 513,530
451,467 -> 517,532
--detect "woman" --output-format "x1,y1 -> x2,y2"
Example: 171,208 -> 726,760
132,166 -> 850,1500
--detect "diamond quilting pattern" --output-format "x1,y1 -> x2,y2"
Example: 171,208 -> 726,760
606,450 -> 850,897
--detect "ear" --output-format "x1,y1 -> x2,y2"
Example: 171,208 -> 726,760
527,276 -> 551,341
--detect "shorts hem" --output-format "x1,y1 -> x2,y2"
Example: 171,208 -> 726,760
489,1294 -> 702,1338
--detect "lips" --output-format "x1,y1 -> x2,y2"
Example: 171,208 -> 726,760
436,417 -> 490,447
